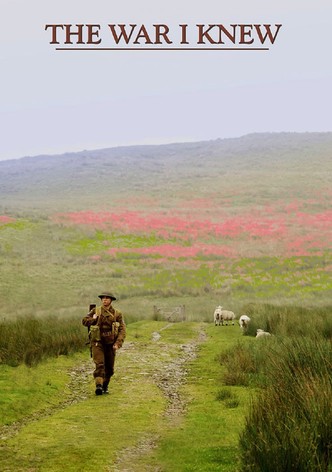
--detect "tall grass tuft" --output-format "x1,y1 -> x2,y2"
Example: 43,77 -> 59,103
239,336 -> 332,471
240,303 -> 332,339
219,340 -> 271,387
0,315 -> 87,367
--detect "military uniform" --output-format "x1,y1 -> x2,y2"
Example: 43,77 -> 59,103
82,292 -> 126,395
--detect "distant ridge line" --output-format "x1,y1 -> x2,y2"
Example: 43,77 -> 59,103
2,131 -> 332,163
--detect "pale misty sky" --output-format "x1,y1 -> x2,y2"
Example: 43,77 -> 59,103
0,0 -> 331,161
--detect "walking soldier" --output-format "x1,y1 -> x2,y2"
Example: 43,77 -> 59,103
82,291 -> 126,395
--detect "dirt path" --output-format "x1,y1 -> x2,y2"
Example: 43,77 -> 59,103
0,323 -> 207,471
112,325 -> 207,472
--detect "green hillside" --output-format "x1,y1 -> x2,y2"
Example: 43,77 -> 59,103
1,132 -> 331,212
0,132 -> 331,317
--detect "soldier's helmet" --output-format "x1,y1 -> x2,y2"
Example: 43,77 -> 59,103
98,291 -> 117,300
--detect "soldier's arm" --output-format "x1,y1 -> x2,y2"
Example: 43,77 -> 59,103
114,312 -> 126,348
82,308 -> 97,327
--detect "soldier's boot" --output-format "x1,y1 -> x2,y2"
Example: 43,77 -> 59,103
95,384 -> 103,396
102,381 -> 109,394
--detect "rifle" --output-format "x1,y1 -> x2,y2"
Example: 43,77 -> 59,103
87,303 -> 96,357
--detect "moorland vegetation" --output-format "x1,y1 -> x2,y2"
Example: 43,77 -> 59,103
0,132 -> 331,470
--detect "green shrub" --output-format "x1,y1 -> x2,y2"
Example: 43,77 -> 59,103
225,398 -> 240,409
215,387 -> 233,401
219,341 -> 270,388
240,303 -> 332,339
0,315 -> 86,367
217,305 -> 332,470
239,336 -> 332,471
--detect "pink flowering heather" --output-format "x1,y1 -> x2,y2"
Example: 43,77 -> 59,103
0,216 -> 15,224
107,243 -> 236,259
52,200 -> 331,259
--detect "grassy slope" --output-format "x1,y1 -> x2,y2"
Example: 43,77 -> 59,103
1,217 -> 331,320
0,132 -> 331,316
0,133 -> 331,212
0,321 -> 249,472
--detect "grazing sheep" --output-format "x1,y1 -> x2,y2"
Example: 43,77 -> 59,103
220,309 -> 236,326
214,305 -> 222,326
239,315 -> 251,329
214,306 -> 236,326
256,329 -> 271,338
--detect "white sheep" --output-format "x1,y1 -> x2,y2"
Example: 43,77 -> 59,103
214,306 -> 236,326
214,305 -> 222,326
256,328 -> 271,338
239,315 -> 251,329
220,309 -> 236,326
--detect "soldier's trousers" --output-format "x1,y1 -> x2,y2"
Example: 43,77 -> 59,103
91,342 -> 116,386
